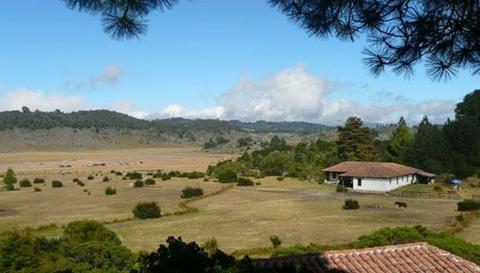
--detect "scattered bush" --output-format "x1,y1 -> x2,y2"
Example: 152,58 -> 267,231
336,183 -> 347,192
202,238 -> 219,255
343,199 -> 360,210
105,186 -> 117,195
144,178 -> 155,185
255,182 -> 262,185
133,180 -> 144,188
33,177 -> 45,184
73,178 -> 80,183
77,180 -> 85,187
458,199 -> 480,211
110,169 -> 116,174
236,177 -> 254,186
102,176 -> 110,182
276,176 -> 285,181
51,180 -> 63,188
434,185 -> 443,192
185,171 -> 206,179
63,220 -> 121,245
126,172 -> 142,180
270,235 -> 282,248
161,173 -> 171,181
87,175 -> 94,180
34,187 -> 41,192
3,167 -> 17,191
19,179 -> 32,188
217,169 -> 237,183
115,171 -> 123,176
181,186 -> 204,199
132,202 -> 161,219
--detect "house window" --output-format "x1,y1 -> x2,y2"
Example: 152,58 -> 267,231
357,178 -> 362,187
332,173 -> 337,179
396,177 -> 399,184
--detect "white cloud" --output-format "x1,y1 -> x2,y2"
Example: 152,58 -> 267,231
75,64 -> 125,90
146,64 -> 455,125
110,100 -> 149,119
0,88 -> 85,112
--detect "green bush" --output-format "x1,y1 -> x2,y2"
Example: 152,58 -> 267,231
105,186 -> 117,195
69,241 -> 134,272
19,179 -> 32,188
126,172 -> 142,180
276,176 -> 285,181
145,178 -> 156,185
201,238 -> 219,255
87,175 -> 94,180
434,185 -> 443,192
132,202 -> 161,219
110,169 -> 116,174
336,183 -> 347,192
63,220 -> 121,245
161,173 -> 171,181
343,199 -> 360,210
133,180 -> 144,188
73,178 -> 80,183
218,169 -> 237,183
51,180 -> 63,188
181,186 -> 204,198
102,176 -> 110,182
115,171 -> 123,176
34,187 -> 41,192
77,180 -> 85,187
33,177 -> 45,184
458,199 -> 480,211
3,167 -> 17,191
185,171 -> 206,179
236,177 -> 254,186
270,235 -> 282,248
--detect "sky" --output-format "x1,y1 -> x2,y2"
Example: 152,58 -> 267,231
0,1 -> 478,125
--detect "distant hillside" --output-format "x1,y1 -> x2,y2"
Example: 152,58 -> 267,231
0,109 -> 395,151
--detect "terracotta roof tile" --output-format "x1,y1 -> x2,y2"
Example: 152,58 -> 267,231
253,243 -> 480,273
322,161 -> 427,178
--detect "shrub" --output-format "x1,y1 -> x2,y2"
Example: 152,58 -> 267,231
126,172 -> 143,180
63,220 -> 121,245
73,178 -> 80,183
161,173 -> 171,181
336,183 -> 347,192
434,185 -> 443,192
34,187 -> 41,192
110,169 -> 116,174
181,186 -> 204,198
132,202 -> 161,219
115,171 -> 123,176
458,199 -> 480,211
145,178 -> 156,185
69,241 -> 134,272
33,177 -> 45,184
105,186 -> 117,195
3,167 -> 17,191
87,175 -> 94,180
19,179 -> 32,188
186,171 -> 206,179
77,180 -> 85,187
236,177 -> 254,186
102,176 -> 110,182
133,180 -> 144,188
276,176 -> 285,181
218,169 -> 237,183
270,235 -> 282,248
343,199 -> 360,210
51,180 -> 63,188
202,238 -> 219,255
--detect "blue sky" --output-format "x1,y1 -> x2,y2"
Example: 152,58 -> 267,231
0,1 -> 478,125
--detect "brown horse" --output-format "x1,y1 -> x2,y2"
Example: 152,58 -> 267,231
394,201 -> 408,209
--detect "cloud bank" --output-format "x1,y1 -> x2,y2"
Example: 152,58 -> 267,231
0,64 -> 456,125
75,64 -> 125,90
147,64 -> 456,125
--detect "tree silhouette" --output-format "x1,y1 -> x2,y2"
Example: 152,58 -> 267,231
269,0 -> 480,80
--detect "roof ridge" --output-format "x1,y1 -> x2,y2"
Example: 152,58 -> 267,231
323,242 -> 430,256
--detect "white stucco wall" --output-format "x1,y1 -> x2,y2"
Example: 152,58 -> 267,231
352,174 -> 416,192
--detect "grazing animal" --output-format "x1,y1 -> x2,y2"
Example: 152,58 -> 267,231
394,201 -> 408,209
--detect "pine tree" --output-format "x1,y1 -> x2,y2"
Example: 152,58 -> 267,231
3,168 -> 17,191
337,117 -> 378,161
387,117 -> 414,163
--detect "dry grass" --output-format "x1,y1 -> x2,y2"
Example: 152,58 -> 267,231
0,147 -> 235,175
108,178 -> 458,253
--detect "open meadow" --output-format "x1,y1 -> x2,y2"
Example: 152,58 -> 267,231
0,148 -> 471,256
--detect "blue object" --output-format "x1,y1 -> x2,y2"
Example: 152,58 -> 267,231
451,179 -> 462,185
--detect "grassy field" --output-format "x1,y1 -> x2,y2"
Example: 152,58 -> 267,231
0,148 -> 472,255
109,178 -> 459,253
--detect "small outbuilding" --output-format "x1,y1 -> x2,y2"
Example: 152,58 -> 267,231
323,161 -> 435,192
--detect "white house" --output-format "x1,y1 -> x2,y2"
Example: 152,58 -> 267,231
323,161 -> 435,192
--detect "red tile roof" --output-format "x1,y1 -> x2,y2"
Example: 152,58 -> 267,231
254,243 -> 480,273
322,161 -> 425,178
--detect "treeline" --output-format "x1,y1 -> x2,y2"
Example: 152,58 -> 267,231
208,90 -> 480,179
